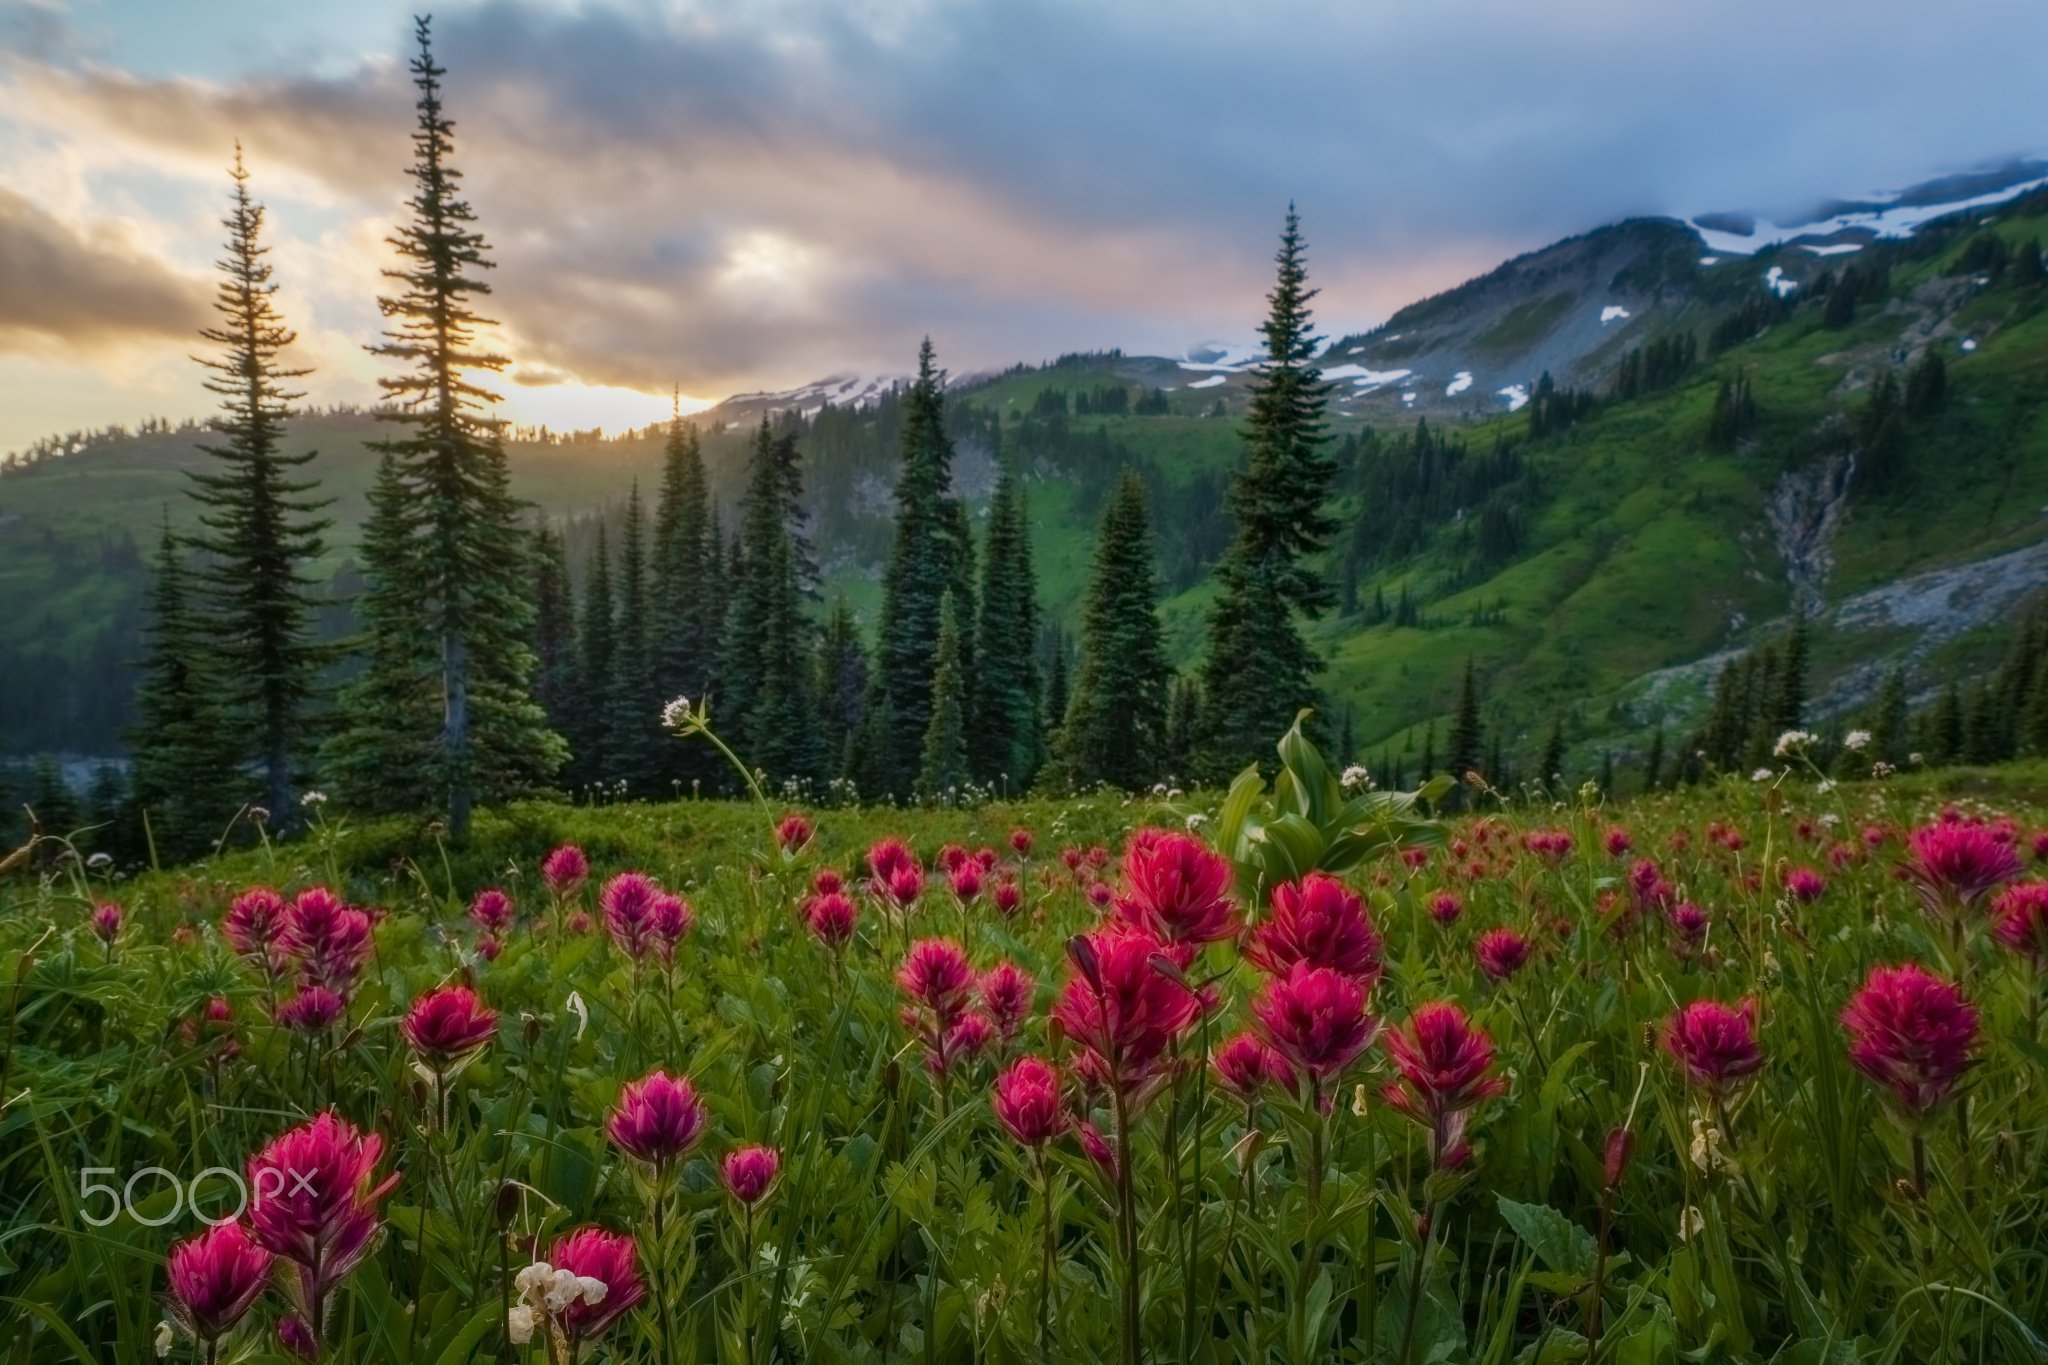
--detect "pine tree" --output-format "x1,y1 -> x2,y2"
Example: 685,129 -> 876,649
186,147 -> 330,823
816,598 -> 869,785
607,484 -> 659,794
1871,668 -> 1909,765
918,593 -> 970,802
970,461 -> 1044,788
651,408 -> 716,788
1053,469 -> 1173,790
1198,206 -> 1339,777
1929,684 -> 1964,764
721,420 -> 820,786
1771,612 -> 1809,734
532,524 -> 578,742
1164,675 -> 1202,782
576,524 -> 618,789
1447,659 -> 1484,779
864,340 -> 971,798
130,519 -> 245,860
325,456 -> 438,812
1043,636 -> 1070,740
343,16 -> 563,834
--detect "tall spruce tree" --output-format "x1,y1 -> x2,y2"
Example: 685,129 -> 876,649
1198,206 -> 1339,777
532,524 -> 578,742
607,484 -> 660,794
576,524 -> 618,789
186,147 -> 330,822
864,340 -> 971,797
130,519 -> 244,860
651,408 -> 717,787
970,461 -> 1044,789
1052,469 -> 1172,790
917,592 -> 971,801
1447,660 -> 1484,779
339,16 -> 563,834
816,598 -> 870,785
720,419 -> 820,786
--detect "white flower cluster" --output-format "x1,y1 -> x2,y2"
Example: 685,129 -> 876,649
659,695 -> 700,730
1340,764 -> 1372,791
509,1260 -> 609,1344
1842,729 -> 1871,752
1772,730 -> 1816,759
1751,768 -> 1775,782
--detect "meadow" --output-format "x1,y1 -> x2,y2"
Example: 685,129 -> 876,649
4,738 -> 2048,1363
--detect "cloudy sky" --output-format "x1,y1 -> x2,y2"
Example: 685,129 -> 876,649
1,0 -> 2042,452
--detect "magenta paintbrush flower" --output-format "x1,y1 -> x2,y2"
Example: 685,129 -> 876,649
1994,881 -> 2048,962
1841,963 -> 1978,1119
649,891 -> 694,964
601,871 -> 661,959
1663,998 -> 1764,1097
541,843 -> 589,896
867,837 -> 920,901
993,1055 -> 1069,1146
978,960 -> 1035,1040
1381,1002 -> 1508,1169
897,938 -> 976,1024
607,1070 -> 709,1166
775,812 -> 815,853
467,887 -> 514,934
280,888 -> 372,994
89,901 -> 123,945
276,986 -> 347,1033
401,984 -> 497,1071
950,860 -> 985,903
1244,873 -> 1383,985
1902,820 -> 2023,917
246,1111 -> 398,1340
806,891 -> 857,949
1116,829 -> 1238,946
164,1218 -> 272,1344
1050,925 -> 1198,1103
548,1227 -> 646,1346
1252,963 -> 1378,1109
1211,1031 -> 1296,1101
722,1145 -> 782,1206
224,887 -> 291,975
1474,927 -> 1531,980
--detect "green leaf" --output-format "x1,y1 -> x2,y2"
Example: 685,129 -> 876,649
1496,1196 -> 1596,1278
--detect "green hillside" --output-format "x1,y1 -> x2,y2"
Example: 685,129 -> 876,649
5,191 -> 2047,772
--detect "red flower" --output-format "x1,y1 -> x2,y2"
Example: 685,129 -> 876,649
1380,1002 -> 1508,1168
1994,881 -> 2048,962
1841,963 -> 1978,1119
1603,826 -> 1633,857
165,1219 -> 272,1343
1251,966 -> 1374,1109
1010,827 -> 1034,857
607,1070 -> 709,1166
775,813 -> 815,853
280,888 -> 372,994
1050,926 -> 1198,1101
246,1111 -> 398,1330
897,938 -> 975,1025
1244,873 -> 1383,985
868,837 -> 918,885
224,887 -> 290,974
722,1146 -> 782,1206
949,860 -> 985,903
805,892 -> 857,949
1524,829 -> 1575,861
978,960 -> 1035,1040
1211,1031 -> 1295,1100
993,880 -> 1024,918
89,901 -> 123,944
1473,927 -> 1531,980
1427,891 -> 1463,925
468,887 -> 514,934
1902,820 -> 2023,916
1667,901 -> 1709,945
601,872 -> 662,960
401,985 -> 497,1070
1663,998 -> 1763,1096
548,1227 -> 645,1345
1783,866 -> 1826,903
649,892 -> 693,964
541,844 -> 589,895
812,867 -> 845,896
993,1055 -> 1068,1146
276,987 -> 347,1033
1117,830 -> 1238,946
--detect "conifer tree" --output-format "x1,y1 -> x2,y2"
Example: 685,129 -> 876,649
1871,668 -> 1909,765
1771,612 -> 1809,735
918,592 -> 971,801
1053,469 -> 1172,790
576,524 -> 618,789
130,519 -> 244,860
864,340 -> 971,797
186,147 -> 330,822
1447,659 -> 1484,780
1164,675 -> 1202,782
721,420 -> 820,786
341,16 -> 563,834
607,484 -> 659,794
1420,722 -> 1437,785
816,598 -> 870,785
651,408 -> 716,787
970,461 -> 1044,788
1644,726 -> 1666,791
325,456 -> 438,811
1198,206 -> 1339,777
1928,683 -> 1964,764
1043,635 -> 1070,740
1538,717 -> 1565,792
532,524 -> 577,742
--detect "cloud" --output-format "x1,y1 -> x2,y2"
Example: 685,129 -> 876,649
2,0 -> 2046,417
0,187 -> 211,355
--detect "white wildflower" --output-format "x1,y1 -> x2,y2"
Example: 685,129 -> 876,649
1908,752 -> 1924,766
660,695 -> 699,730
542,1267 -> 583,1312
85,852 -> 112,871
575,1275 -> 608,1307
507,1304 -> 536,1345
1341,764 -> 1372,790
514,1261 -> 555,1302
300,789 -> 328,806
155,1321 -> 174,1358
1817,778 -> 1836,794
1773,730 -> 1815,759
1751,768 -> 1774,782
1843,729 -> 1871,752
1184,812 -> 1208,830
1871,761 -> 1896,779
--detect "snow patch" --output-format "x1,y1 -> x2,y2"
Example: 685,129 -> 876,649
1962,338 -> 1979,352
1765,266 -> 1798,299
1600,305 -> 1632,324
1187,374 -> 1228,389
1324,363 -> 1412,392
1802,242 -> 1864,256
1498,384 -> 1529,412
1689,172 -> 2048,256
1699,256 -> 1721,266
1400,392 -> 1418,406
1444,371 -> 1473,397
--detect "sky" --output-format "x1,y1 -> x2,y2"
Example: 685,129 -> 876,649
1,0 -> 2044,453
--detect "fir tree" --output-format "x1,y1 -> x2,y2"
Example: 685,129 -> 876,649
1770,612 -> 1809,735
1053,469 -> 1173,790
1871,668 -> 1909,765
816,598 -> 870,785
532,524 -> 578,742
970,461 -> 1044,789
186,146 -> 330,823
864,340 -> 970,798
721,420 -> 820,786
651,408 -> 717,786
917,593 -> 970,802
1198,206 -> 1338,777
1043,634 -> 1070,739
1447,659 -> 1484,780
1929,684 -> 1964,764
607,484 -> 659,794
1164,675 -> 1202,783
325,456 -> 438,812
342,16 -> 563,834
576,524 -> 618,789
130,519 -> 244,860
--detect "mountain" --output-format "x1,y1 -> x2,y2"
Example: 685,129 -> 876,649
6,160 -> 2048,779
